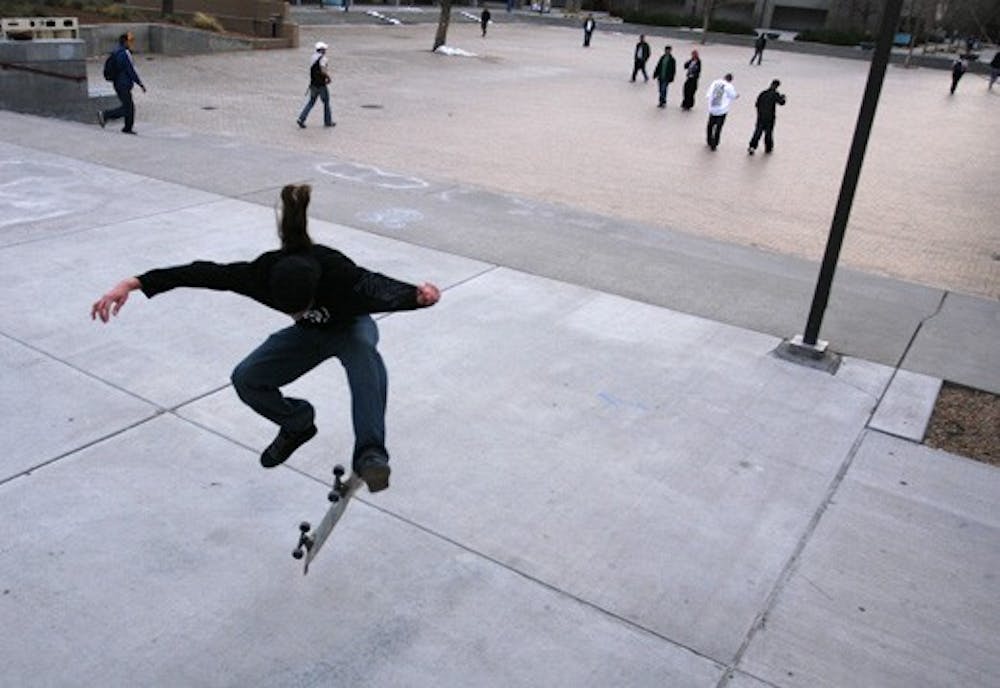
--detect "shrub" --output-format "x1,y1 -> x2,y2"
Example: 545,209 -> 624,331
705,18 -> 756,35
616,8 -> 699,29
795,28 -> 873,46
190,11 -> 225,33
100,3 -> 136,20
615,8 -> 756,35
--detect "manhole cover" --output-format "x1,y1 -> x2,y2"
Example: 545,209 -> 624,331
360,104 -> 383,109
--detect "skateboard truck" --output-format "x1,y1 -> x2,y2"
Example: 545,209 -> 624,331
292,521 -> 312,560
328,465 -> 347,502
291,464 -> 361,571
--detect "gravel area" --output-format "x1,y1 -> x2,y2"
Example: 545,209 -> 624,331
925,382 -> 1000,466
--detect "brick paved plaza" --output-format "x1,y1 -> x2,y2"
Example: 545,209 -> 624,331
100,19 -> 1000,298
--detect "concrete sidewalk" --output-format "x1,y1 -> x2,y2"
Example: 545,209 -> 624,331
1,107 -> 998,688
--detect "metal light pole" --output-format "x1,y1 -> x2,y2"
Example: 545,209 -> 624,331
790,0 -> 906,358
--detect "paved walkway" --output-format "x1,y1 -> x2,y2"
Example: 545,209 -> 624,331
1,13 -> 998,688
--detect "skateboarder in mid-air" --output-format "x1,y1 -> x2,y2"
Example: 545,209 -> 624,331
91,184 -> 441,493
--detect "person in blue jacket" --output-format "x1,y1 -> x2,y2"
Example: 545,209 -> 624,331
98,32 -> 147,134
91,184 -> 442,493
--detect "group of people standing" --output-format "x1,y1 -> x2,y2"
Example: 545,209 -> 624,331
629,35 -> 786,154
632,36 -> 702,110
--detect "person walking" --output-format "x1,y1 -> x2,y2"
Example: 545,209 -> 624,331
986,50 -> 1000,91
652,46 -> 676,108
97,32 -> 146,135
681,49 -> 701,110
631,34 -> 651,82
950,55 -> 968,94
583,14 -> 596,47
481,7 -> 491,37
750,33 -> 766,65
90,184 -> 441,493
747,79 -> 786,155
297,42 -> 334,129
705,73 -> 738,150
990,51 -> 1000,90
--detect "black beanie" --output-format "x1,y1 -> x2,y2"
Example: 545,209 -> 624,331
269,254 -> 320,313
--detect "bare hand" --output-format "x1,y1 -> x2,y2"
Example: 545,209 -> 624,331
416,282 -> 440,307
91,277 -> 141,323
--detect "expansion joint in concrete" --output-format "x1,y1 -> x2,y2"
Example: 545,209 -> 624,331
717,426 -> 872,687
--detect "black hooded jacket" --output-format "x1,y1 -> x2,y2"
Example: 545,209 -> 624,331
138,244 -> 423,327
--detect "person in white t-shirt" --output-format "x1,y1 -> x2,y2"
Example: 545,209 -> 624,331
705,73 -> 738,151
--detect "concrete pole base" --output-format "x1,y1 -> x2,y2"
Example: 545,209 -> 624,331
772,335 -> 841,374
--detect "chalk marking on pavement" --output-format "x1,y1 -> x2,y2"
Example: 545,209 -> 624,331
0,159 -> 99,229
355,207 -> 424,230
315,161 -> 429,190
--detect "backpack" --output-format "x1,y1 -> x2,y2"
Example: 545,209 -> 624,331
103,50 -> 119,82
309,56 -> 329,87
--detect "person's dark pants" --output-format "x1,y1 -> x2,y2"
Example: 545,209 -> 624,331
707,113 -> 727,149
681,77 -> 697,109
230,315 -> 388,464
950,73 -> 963,94
750,49 -> 763,65
103,83 -> 135,132
657,80 -> 670,106
584,31 -> 593,47
631,60 -> 648,82
749,117 -> 775,152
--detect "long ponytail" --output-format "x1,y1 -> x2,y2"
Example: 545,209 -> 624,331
277,184 -> 313,252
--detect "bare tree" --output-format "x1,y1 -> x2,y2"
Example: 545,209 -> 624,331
700,0 -> 714,43
433,0 -> 454,51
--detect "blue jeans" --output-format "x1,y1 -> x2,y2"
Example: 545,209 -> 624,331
230,316 -> 387,462
298,85 -> 332,126
658,80 -> 669,106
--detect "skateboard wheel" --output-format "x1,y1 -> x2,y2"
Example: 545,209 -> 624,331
327,491 -> 340,503
299,521 -> 311,533
292,548 -> 304,560
333,465 -> 345,478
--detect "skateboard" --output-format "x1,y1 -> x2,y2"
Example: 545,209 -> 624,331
292,465 -> 364,575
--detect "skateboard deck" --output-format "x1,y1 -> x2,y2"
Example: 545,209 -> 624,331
292,465 -> 363,575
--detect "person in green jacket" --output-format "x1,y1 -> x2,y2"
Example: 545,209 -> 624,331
653,45 -> 676,108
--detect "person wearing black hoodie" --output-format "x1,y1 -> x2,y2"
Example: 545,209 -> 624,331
748,79 -> 786,155
631,35 -> 651,82
91,184 -> 441,493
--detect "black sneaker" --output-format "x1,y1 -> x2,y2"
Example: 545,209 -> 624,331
296,119 -> 306,129
260,424 -> 317,468
354,448 -> 390,493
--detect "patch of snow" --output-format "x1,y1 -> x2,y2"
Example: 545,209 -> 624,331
434,45 -> 478,57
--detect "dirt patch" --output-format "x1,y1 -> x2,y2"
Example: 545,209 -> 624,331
924,382 -> 1000,466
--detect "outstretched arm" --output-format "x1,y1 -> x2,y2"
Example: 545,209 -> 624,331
416,282 -> 441,307
91,276 -> 141,323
